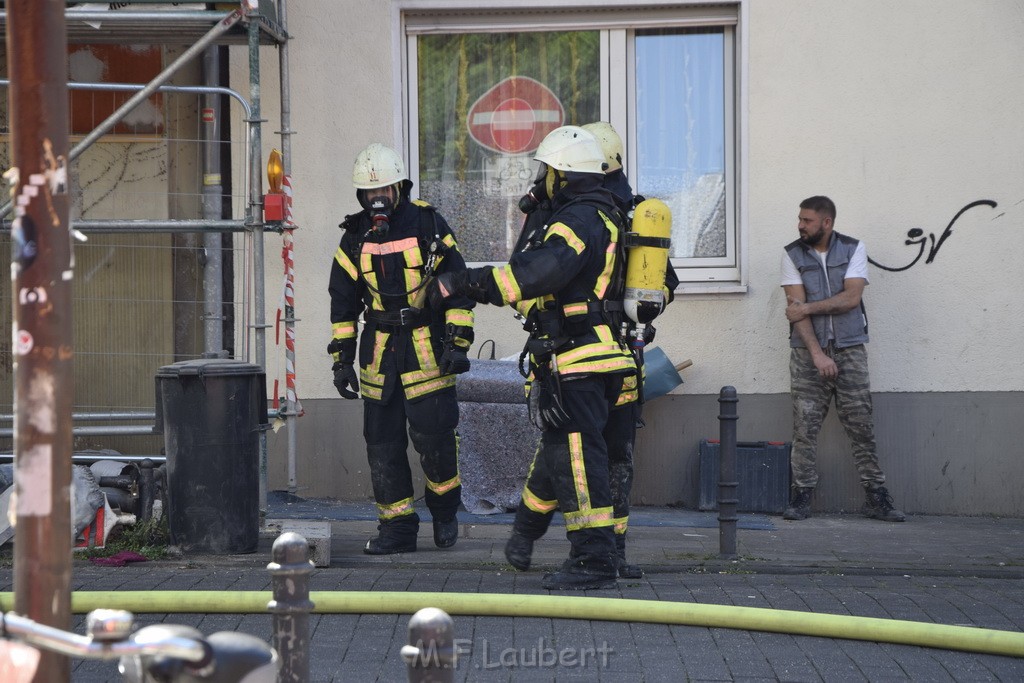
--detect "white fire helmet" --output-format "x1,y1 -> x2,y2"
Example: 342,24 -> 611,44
581,121 -> 623,173
352,143 -> 406,190
533,126 -> 607,175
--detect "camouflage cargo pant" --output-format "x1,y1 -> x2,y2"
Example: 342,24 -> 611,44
790,344 -> 885,489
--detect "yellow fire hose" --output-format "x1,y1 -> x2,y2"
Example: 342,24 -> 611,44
1,591 -> 1022,658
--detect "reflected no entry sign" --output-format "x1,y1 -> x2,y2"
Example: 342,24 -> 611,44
466,76 -> 565,155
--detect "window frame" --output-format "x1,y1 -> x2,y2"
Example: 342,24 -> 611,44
396,0 -> 748,291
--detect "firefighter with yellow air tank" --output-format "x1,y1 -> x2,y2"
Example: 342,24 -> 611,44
328,142 -> 476,555
428,125 -> 671,590
497,121 -> 676,581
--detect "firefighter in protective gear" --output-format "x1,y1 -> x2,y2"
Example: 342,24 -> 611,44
329,142 -> 475,555
503,122 -> 678,579
427,126 -> 635,590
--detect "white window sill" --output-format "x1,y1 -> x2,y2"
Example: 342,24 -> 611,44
676,283 -> 748,295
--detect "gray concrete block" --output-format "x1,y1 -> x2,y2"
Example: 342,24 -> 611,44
456,360 -> 540,515
262,519 -> 331,567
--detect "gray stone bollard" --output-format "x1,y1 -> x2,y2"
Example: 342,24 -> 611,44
717,386 -> 738,559
267,531 -> 314,682
401,607 -> 456,683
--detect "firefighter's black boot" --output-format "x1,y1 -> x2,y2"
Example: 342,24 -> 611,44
616,533 -> 643,579
364,516 -> 419,555
504,532 -> 534,571
433,516 -> 458,548
542,559 -> 617,591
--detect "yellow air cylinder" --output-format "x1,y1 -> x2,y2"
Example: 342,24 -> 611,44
623,198 -> 672,331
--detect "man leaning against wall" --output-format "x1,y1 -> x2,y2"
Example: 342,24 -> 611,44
780,195 -> 905,523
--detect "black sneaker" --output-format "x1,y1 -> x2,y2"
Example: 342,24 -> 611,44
504,533 -> 534,571
863,486 -> 906,522
364,524 -> 417,555
541,570 -> 617,591
783,487 -> 814,520
433,517 -> 458,548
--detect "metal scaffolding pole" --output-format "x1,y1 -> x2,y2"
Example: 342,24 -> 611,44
6,1 -> 73,679
202,47 -> 226,356
247,9 -> 270,514
277,0 -> 300,494
0,9 -> 243,220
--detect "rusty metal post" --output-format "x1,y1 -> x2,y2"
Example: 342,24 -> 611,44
267,532 -> 314,682
717,386 -> 738,559
6,1 -> 74,680
138,458 -> 155,523
401,607 -> 457,683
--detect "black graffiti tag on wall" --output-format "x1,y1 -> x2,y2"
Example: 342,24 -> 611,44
868,199 -> 998,272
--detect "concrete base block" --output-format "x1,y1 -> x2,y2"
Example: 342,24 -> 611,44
263,519 -> 331,567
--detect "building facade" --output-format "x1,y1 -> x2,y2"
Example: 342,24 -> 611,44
37,0 -> 1019,516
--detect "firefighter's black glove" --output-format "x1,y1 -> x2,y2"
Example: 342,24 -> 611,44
426,271 -> 464,310
332,361 -> 359,399
527,378 -> 570,431
438,346 -> 470,376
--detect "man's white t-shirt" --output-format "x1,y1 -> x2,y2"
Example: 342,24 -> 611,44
780,241 -> 869,287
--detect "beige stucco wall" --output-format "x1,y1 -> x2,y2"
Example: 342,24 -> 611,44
240,0 -> 1024,401
234,1 -> 1024,512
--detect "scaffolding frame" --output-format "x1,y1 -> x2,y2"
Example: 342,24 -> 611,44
0,1 -> 298,512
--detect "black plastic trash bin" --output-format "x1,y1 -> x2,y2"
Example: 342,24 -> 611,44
154,359 -> 268,554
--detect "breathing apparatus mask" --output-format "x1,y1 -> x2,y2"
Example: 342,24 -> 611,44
358,184 -> 399,236
517,163 -> 565,214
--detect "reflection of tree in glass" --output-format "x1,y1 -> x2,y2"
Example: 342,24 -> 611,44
417,31 -> 600,263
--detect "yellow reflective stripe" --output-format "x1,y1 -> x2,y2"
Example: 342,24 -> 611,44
492,265 -> 522,304
442,233 -> 457,248
334,245 -> 358,280
360,384 -> 382,400
614,517 -> 629,535
360,253 -> 382,309
404,375 -> 456,399
362,236 -> 420,256
594,242 -> 617,299
523,486 -> 558,514
569,432 -> 589,510
405,268 -> 422,307
378,497 -> 416,520
560,357 -> 635,376
411,326 -> 434,368
333,321 -> 356,340
564,506 -> 614,531
445,309 -> 474,327
594,211 -> 620,299
358,330 -> 389,391
401,367 -> 442,384
595,325 -> 617,343
359,370 -> 384,389
427,472 -> 460,495
545,223 -> 585,254
615,389 -> 639,406
404,244 -> 424,268
562,302 -> 588,317
514,300 -> 537,317
557,340 -> 628,366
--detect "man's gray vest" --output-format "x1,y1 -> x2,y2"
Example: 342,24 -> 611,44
784,231 -> 868,349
